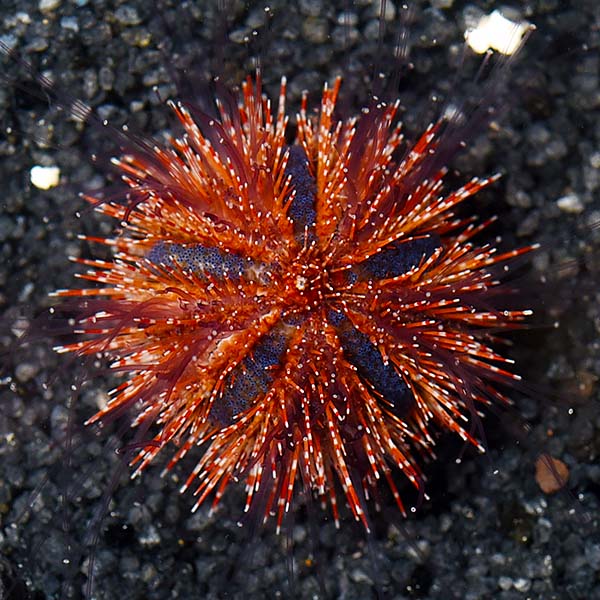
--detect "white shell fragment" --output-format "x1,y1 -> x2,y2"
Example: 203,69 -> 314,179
30,165 -> 61,189
465,10 -> 530,56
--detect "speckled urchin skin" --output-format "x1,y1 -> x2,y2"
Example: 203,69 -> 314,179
1,2 -> 599,600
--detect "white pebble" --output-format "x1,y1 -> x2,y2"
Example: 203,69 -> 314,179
556,193 -> 584,214
39,0 -> 61,12
30,165 -> 61,190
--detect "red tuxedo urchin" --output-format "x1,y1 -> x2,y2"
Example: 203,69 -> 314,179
52,74 -> 533,532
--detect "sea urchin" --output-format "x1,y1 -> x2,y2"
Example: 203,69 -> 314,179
51,73 -> 534,534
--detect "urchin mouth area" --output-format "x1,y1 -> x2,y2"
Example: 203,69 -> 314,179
283,257 -> 333,312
